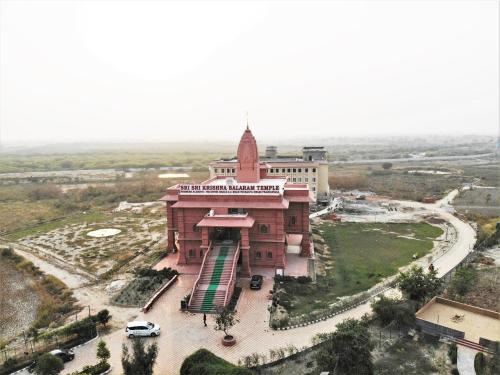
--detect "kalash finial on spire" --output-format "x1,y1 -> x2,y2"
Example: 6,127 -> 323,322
246,111 -> 250,130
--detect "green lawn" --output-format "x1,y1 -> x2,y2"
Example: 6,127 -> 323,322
322,222 -> 442,297
280,222 -> 442,317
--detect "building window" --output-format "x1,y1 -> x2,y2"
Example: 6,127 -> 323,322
270,168 -> 274,173
292,178 -> 296,182
305,168 -> 308,173
214,168 -> 218,173
298,168 -> 302,173
200,249 -> 204,257
229,208 -> 247,214
259,224 -> 268,234
312,168 -> 316,172
290,216 -> 296,225
305,177 -> 308,182
231,168 -> 235,173
256,251 -> 262,260
313,187 -> 316,192
267,251 -> 273,259
293,168 -> 296,173
298,178 -> 301,182
312,177 -> 316,182
309,156 -> 313,161
189,249 -> 195,257
287,168 -> 291,173
282,168 -> 286,173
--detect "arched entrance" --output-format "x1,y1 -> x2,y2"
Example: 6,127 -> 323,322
210,227 -> 241,243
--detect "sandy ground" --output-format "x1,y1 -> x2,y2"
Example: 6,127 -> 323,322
0,260 -> 40,339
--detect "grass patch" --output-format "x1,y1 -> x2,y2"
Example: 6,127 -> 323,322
374,339 -> 438,374
320,222 -> 440,296
281,222 -> 442,317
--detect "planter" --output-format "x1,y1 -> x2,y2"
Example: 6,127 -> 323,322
222,335 -> 236,346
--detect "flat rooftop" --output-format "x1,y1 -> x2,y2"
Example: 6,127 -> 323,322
416,297 -> 500,343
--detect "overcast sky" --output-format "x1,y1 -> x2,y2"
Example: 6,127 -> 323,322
0,0 -> 498,144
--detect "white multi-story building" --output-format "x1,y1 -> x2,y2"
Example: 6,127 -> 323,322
209,146 -> 330,204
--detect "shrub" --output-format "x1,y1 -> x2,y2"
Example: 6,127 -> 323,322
297,276 -> 312,284
181,349 -> 252,375
69,362 -> 110,375
96,309 -> 111,328
34,353 -> 64,375
371,295 -> 415,328
2,357 -> 18,372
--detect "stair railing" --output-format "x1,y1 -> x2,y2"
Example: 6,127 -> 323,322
223,241 -> 241,307
188,241 -> 213,309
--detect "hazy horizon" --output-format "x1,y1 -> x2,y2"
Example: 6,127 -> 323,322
1,1 -> 499,144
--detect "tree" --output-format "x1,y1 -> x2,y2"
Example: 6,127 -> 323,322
95,309 -> 111,327
97,340 -> 110,365
34,353 -> 64,375
315,318 -> 374,375
214,306 -> 239,338
371,295 -> 415,329
121,339 -> 158,375
382,162 -> 393,170
447,266 -> 476,301
397,266 -> 443,304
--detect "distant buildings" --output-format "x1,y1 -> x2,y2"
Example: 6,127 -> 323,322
209,146 -> 330,204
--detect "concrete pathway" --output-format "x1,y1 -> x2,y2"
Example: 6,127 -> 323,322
309,197 -> 342,219
457,346 -> 478,375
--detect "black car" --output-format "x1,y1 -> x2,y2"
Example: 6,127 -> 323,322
49,348 -> 75,362
250,275 -> 263,290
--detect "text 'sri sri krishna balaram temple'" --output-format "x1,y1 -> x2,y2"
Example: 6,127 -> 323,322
161,127 -> 312,312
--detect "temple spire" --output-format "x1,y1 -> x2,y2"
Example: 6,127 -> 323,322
236,125 -> 260,183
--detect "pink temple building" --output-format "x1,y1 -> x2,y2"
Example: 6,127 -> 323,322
161,127 -> 312,312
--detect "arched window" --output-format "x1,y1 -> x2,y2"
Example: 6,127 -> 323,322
255,251 -> 262,259
260,224 -> 268,234
267,251 -> 273,259
290,216 -> 297,225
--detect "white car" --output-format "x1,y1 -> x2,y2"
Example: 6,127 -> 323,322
125,321 -> 160,338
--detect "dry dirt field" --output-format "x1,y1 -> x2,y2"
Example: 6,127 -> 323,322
0,260 -> 40,340
17,210 -> 166,276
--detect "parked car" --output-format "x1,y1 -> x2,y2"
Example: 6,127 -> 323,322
49,348 -> 75,362
250,275 -> 263,290
125,321 -> 160,338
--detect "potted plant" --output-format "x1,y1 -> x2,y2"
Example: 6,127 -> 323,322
214,305 -> 239,346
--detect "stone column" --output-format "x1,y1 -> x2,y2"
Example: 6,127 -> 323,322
166,202 -> 175,251
240,228 -> 251,277
301,203 -> 311,257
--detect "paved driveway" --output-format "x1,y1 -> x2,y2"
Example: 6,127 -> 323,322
60,275 -> 370,375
